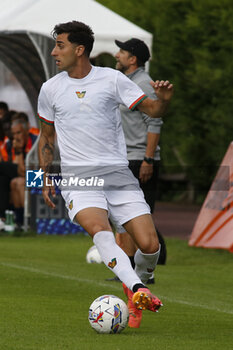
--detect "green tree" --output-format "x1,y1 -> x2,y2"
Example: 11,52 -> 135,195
98,0 -> 233,201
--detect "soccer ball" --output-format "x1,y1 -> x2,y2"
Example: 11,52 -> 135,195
88,295 -> 129,334
86,245 -> 102,264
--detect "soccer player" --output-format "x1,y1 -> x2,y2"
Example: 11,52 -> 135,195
38,21 -> 173,318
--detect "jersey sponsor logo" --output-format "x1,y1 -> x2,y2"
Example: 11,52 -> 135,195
76,91 -> 86,98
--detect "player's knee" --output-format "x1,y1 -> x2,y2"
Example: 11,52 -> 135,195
91,224 -> 111,235
139,232 -> 159,254
81,221 -> 112,236
116,233 -> 126,249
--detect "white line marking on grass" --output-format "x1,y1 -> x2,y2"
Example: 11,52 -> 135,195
1,262 -> 233,315
0,262 -> 120,290
159,295 -> 233,315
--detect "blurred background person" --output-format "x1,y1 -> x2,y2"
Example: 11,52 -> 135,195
0,119 -> 5,150
11,111 -> 40,136
0,114 -> 39,229
0,110 -> 17,145
0,101 -> 9,119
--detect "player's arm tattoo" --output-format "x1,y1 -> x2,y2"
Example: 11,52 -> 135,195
38,122 -> 56,174
41,142 -> 54,173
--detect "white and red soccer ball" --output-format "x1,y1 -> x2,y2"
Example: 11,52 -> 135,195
88,295 -> 129,334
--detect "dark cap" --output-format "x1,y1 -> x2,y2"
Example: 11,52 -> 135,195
115,38 -> 150,63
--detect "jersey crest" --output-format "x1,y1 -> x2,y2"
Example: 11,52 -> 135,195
68,200 -> 73,210
108,258 -> 117,269
76,91 -> 86,98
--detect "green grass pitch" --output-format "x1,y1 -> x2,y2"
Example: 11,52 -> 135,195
0,234 -> 232,350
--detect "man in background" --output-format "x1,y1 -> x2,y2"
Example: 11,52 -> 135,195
113,38 -> 167,328
0,101 -> 9,119
0,115 -> 39,228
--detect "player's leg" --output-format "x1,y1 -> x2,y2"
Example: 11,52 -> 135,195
74,207 -> 144,291
115,219 -> 160,327
120,214 -> 162,313
115,231 -> 136,267
140,160 -> 167,266
123,214 -> 160,284
75,204 -> 162,313
107,191 -> 163,315
106,231 -> 135,281
74,207 -> 112,236
115,231 -> 141,327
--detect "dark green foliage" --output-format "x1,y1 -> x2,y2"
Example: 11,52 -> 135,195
97,0 -> 233,201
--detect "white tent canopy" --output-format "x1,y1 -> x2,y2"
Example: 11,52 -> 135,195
0,0 -> 152,114
0,0 -> 152,58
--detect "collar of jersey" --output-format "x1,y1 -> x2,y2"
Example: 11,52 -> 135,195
66,65 -> 95,82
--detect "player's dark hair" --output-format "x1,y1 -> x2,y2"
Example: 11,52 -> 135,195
52,21 -> 94,57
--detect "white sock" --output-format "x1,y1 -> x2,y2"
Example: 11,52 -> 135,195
93,231 -> 142,290
134,245 -> 161,284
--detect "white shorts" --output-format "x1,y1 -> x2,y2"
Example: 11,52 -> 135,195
61,189 -> 150,232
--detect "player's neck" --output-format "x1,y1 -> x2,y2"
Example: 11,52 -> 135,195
67,60 -> 92,79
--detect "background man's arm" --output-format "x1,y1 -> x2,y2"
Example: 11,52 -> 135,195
140,132 -> 160,183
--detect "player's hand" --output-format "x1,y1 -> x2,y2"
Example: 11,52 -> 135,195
42,176 -> 56,209
150,80 -> 174,102
139,161 -> 153,183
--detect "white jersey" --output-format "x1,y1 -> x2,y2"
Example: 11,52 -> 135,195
38,66 -> 147,168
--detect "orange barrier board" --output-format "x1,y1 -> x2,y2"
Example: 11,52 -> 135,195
189,142 -> 233,252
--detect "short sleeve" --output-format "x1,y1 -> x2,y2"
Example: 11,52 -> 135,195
115,71 -> 147,111
37,84 -> 55,125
